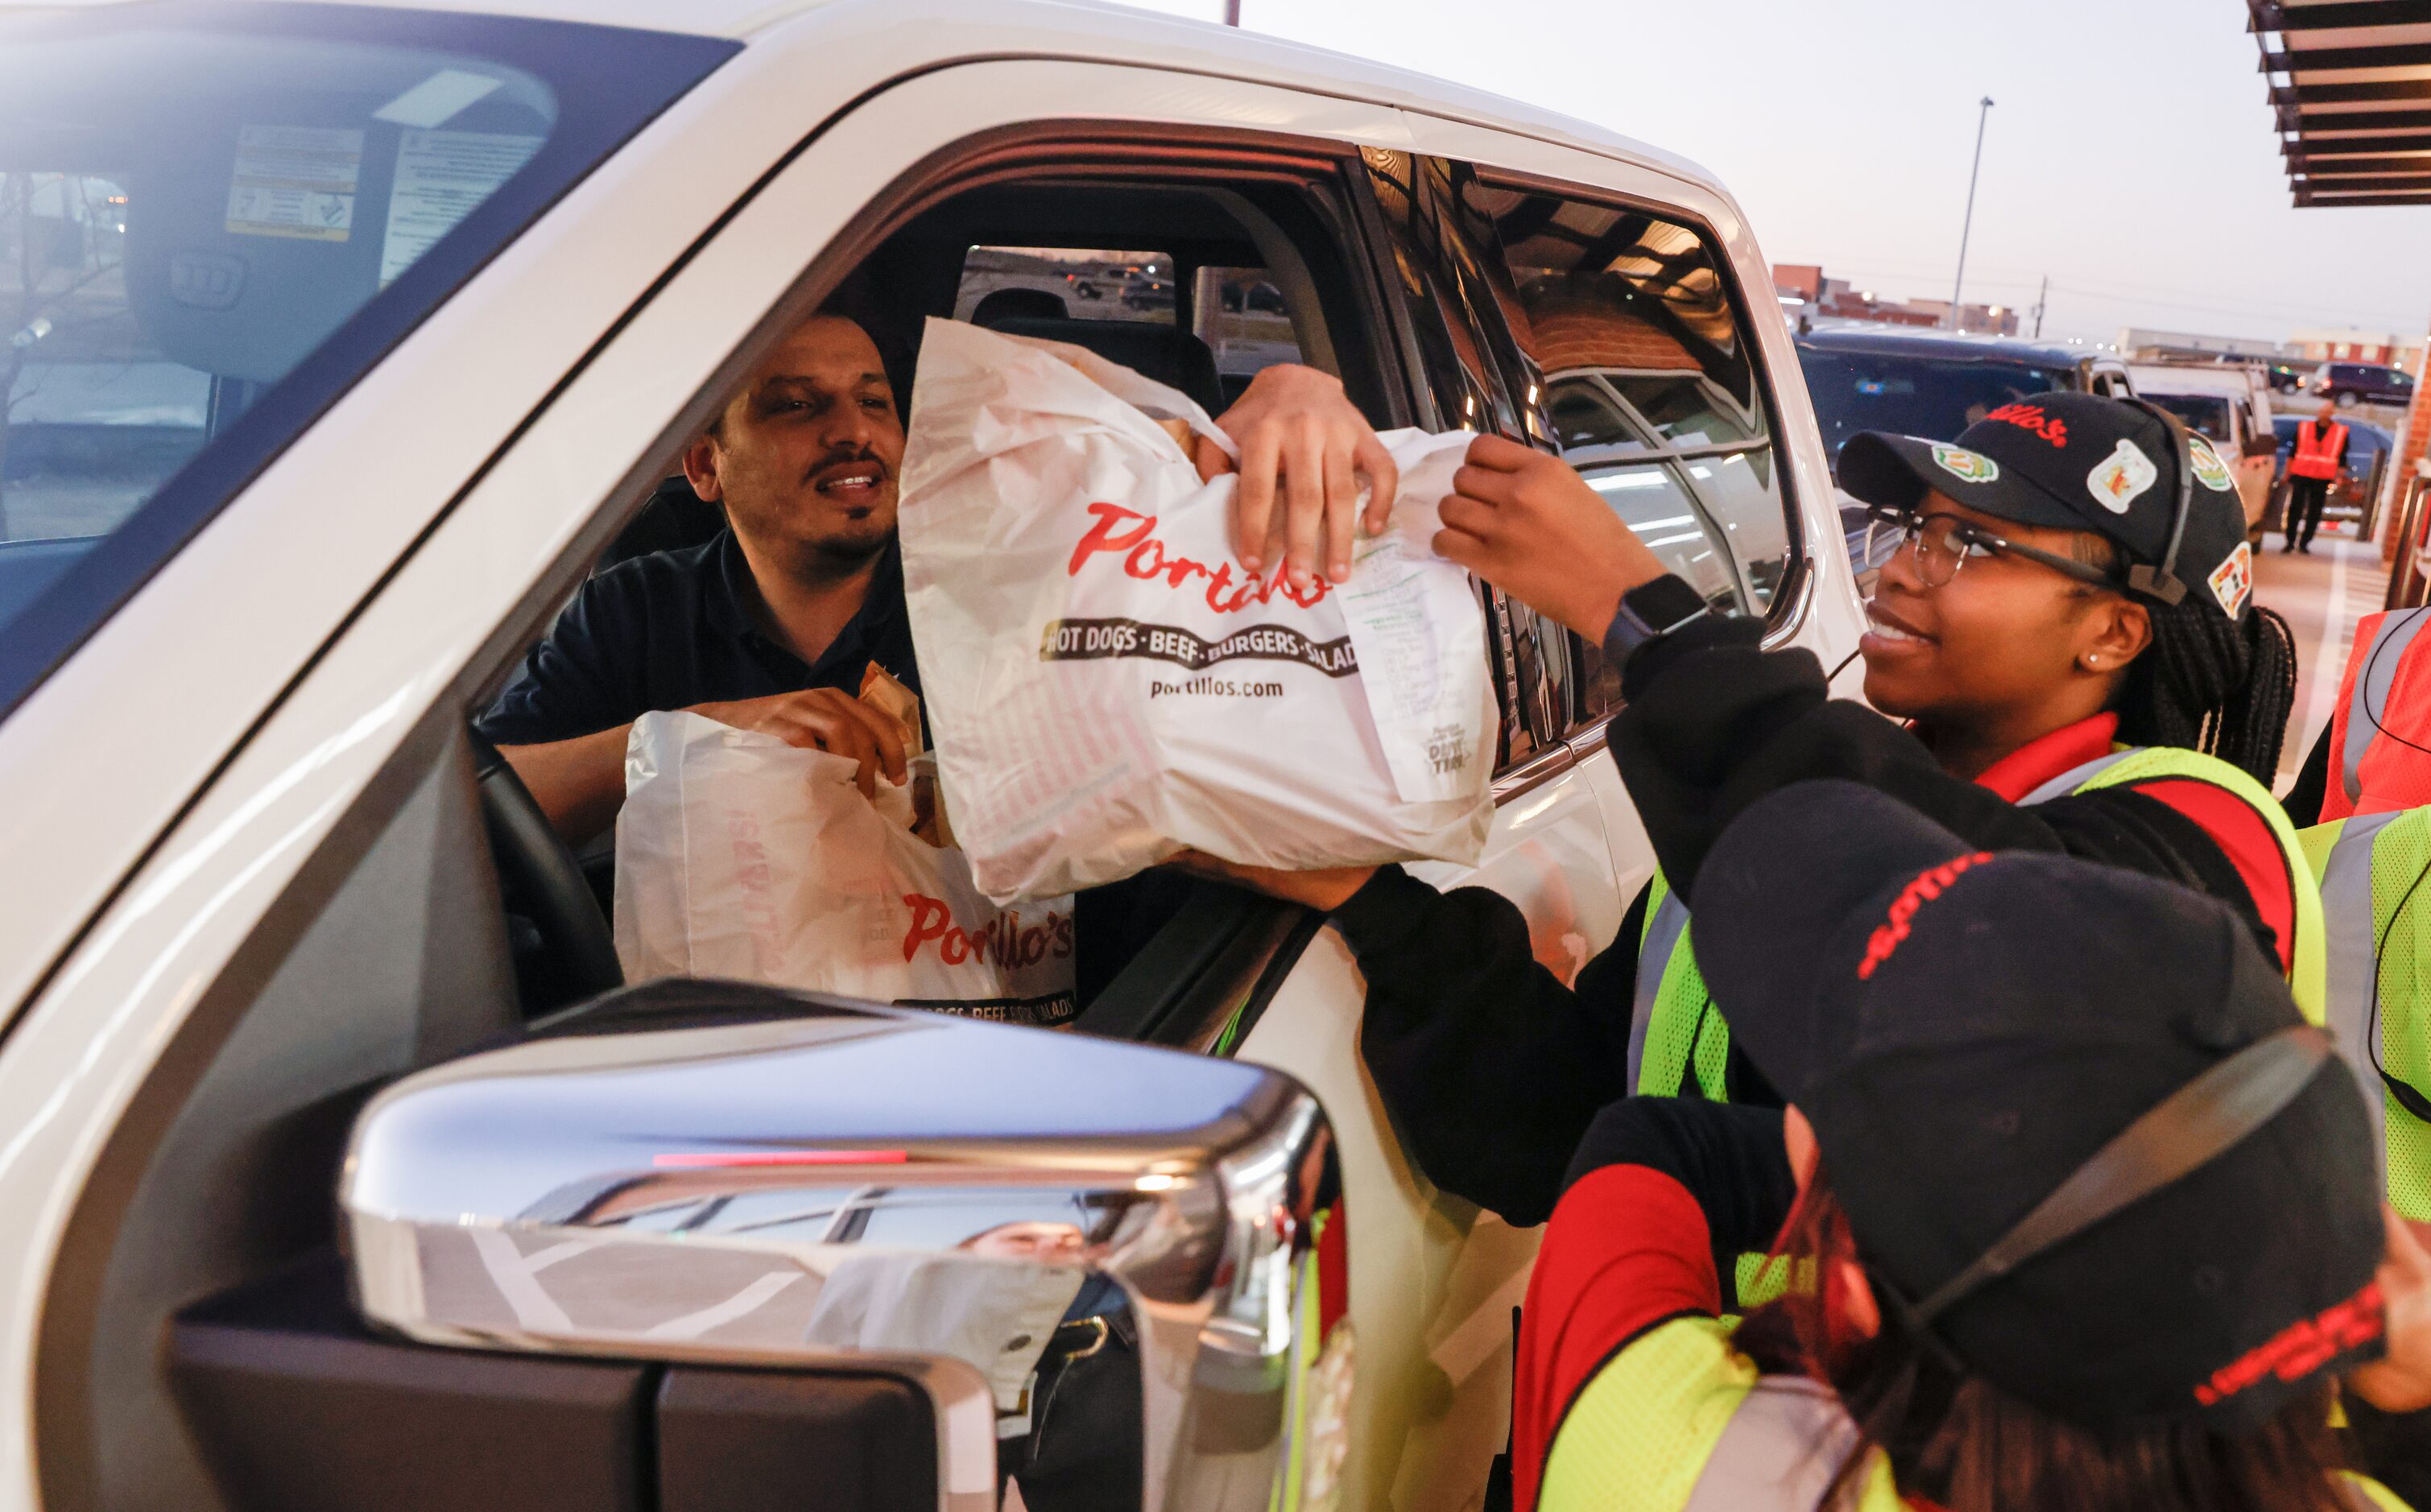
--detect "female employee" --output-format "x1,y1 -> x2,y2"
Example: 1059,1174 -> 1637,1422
1515,780 -> 2429,1512
1202,392 -> 2313,1227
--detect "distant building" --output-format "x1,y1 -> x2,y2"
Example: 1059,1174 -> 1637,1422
1771,265 -> 2014,334
2291,327 -> 2425,373
1773,263 -> 1824,304
2117,328 -> 2288,364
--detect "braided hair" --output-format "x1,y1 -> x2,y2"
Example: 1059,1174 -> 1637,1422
2074,534 -> 2299,784
2115,596 -> 2298,783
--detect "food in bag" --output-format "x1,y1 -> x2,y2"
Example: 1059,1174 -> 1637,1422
898,317 -> 1497,902
612,700 -> 1076,1027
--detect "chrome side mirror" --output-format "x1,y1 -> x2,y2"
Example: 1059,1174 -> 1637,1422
340,981 -> 1346,1512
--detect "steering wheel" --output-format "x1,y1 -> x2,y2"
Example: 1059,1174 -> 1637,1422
469,728 -> 623,1008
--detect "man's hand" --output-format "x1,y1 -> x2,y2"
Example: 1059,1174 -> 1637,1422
1205,364 -> 1397,593
1434,435 -> 1674,641
1165,849 -> 1376,913
2351,1207 -> 2431,1414
690,688 -> 907,797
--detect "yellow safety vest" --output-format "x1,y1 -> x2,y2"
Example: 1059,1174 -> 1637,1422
1631,746 -> 2329,1104
1535,1315 -> 2412,1511
2301,808 -> 2431,1219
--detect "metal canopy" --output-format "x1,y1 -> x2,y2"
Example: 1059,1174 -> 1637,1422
2252,0 -> 2431,204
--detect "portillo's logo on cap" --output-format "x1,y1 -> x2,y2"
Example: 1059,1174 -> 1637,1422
2192,1279 -> 2383,1407
1983,401 -> 2069,448
1930,443 -> 2000,485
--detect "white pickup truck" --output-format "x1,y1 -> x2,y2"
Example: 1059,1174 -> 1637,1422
0,4 -> 1865,1510
2127,363 -> 2281,545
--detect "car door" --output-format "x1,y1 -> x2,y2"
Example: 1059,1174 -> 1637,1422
5,18 -> 1642,1511
2235,387 -> 2276,532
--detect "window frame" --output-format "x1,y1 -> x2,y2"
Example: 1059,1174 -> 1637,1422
1444,166 -> 1813,780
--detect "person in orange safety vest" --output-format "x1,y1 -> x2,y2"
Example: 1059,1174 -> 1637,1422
2285,402 -> 2351,556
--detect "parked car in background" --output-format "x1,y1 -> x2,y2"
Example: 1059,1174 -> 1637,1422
2275,413 -> 2393,535
0,5 -> 1868,1511
1796,325 -> 2135,579
2314,360 -> 2417,410
2128,363 -> 2279,543
2268,359 -> 2318,394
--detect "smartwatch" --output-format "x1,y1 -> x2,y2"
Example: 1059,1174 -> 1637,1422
1601,575 -> 1710,662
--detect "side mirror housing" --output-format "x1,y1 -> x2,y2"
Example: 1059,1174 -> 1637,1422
341,980 -> 1345,1512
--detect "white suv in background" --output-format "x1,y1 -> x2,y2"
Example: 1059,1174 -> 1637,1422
0,4 -> 1864,1510
2127,363 -> 2280,543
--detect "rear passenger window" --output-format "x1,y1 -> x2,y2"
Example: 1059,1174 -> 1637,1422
1192,266 -> 1306,408
954,246 -> 1175,326
1472,188 -> 1795,620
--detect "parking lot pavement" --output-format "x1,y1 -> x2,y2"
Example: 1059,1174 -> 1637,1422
2259,522 -> 2391,791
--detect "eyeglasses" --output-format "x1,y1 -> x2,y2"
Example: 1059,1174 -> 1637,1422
1862,505 -> 2121,592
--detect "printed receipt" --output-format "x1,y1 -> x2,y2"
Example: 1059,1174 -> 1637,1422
1334,431 -> 1489,805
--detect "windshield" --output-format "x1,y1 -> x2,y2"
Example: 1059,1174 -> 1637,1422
1797,346 -> 2067,464
0,6 -> 734,721
2141,392 -> 2235,444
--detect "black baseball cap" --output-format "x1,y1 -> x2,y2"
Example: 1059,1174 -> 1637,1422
1838,390 -> 2255,624
1693,781 -> 2384,1431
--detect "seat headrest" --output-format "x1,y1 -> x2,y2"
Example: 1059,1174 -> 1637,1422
981,315 -> 1225,419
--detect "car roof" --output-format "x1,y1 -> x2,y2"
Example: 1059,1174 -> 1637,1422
2125,365 -> 2260,397
14,0 -> 1729,200
1793,324 -> 2104,369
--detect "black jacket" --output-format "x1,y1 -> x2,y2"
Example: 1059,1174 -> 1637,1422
1333,610 -> 2276,1227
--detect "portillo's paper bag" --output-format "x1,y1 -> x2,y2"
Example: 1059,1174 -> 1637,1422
898,317 -> 1496,903
613,711 -> 1077,1027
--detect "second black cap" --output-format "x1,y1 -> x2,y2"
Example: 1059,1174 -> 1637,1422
1692,781 -> 2382,1431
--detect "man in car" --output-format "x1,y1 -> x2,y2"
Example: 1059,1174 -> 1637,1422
478,304 -> 1395,844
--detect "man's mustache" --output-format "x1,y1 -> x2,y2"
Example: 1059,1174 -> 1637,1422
805,444 -> 889,488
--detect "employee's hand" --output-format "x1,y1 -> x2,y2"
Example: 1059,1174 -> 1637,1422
1434,435 -> 1674,641
2348,1207 -> 2431,1414
1206,364 -> 1398,594
688,688 -> 907,798
1166,849 -> 1376,913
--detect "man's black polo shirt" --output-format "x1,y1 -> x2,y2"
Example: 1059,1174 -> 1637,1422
477,530 -> 919,746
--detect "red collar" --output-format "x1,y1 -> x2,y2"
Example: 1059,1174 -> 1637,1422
1970,713 -> 2120,802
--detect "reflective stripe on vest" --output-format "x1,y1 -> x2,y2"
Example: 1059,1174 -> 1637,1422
1632,746 -> 2327,1101
2291,419 -> 2349,481
1534,1320 -> 2415,1510
1678,1377 -> 1861,1512
2305,809 -> 2431,1218
2338,609 -> 2431,818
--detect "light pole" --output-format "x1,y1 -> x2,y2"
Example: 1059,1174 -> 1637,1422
1948,96 -> 1994,333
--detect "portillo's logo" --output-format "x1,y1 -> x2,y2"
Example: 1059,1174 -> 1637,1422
900,893 -> 1073,971
1048,501 -> 1363,680
1069,502 -> 1333,613
1983,402 -> 2068,448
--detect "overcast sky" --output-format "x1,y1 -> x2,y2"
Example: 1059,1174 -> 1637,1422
1114,0 -> 2431,349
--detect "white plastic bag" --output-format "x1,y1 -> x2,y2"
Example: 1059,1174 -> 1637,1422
613,710 -> 1077,1026
898,317 -> 1496,902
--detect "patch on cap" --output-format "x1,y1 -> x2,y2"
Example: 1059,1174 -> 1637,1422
1932,443 -> 2001,485
2087,438 -> 2158,514
2188,436 -> 2236,494
2208,539 -> 2254,620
